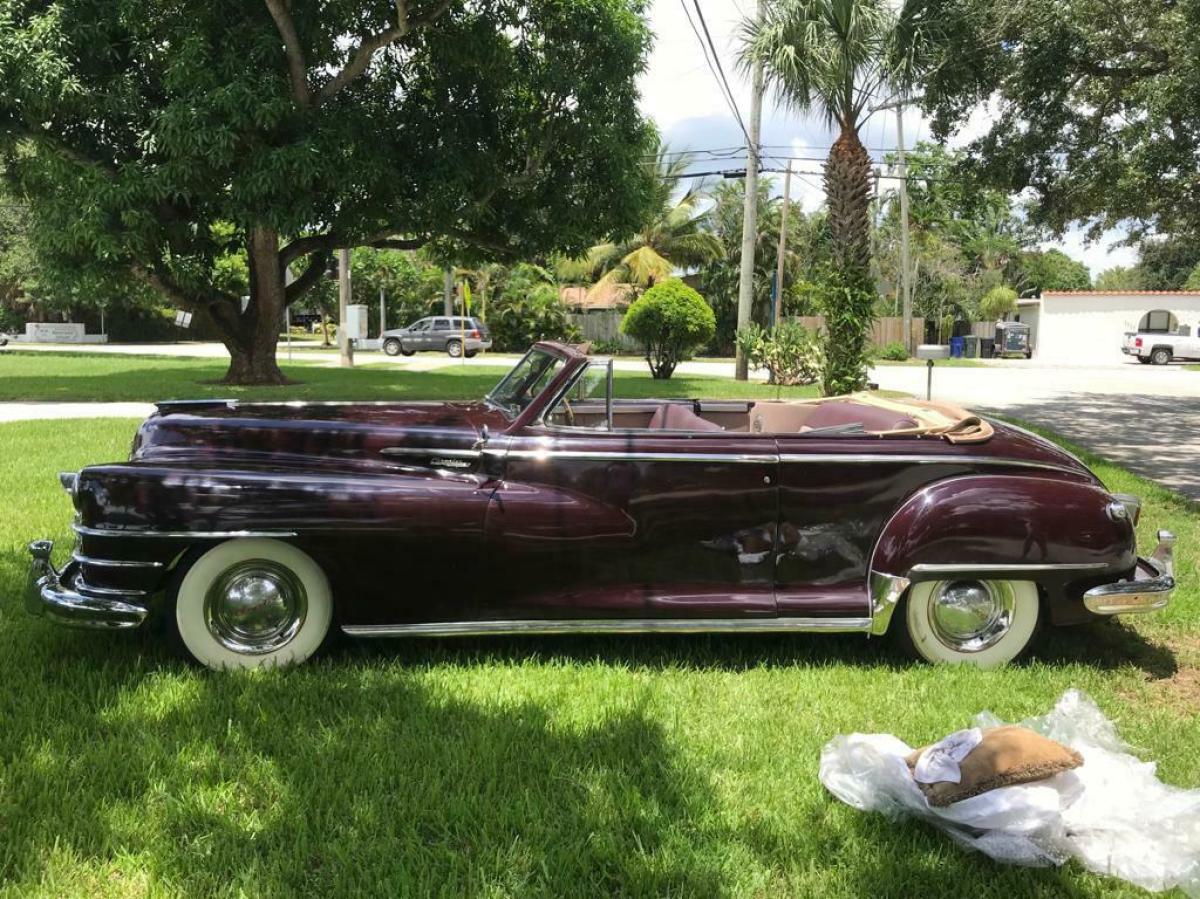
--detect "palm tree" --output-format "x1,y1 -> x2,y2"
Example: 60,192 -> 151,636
574,142 -> 723,291
741,0 -> 921,284
740,0 -> 924,392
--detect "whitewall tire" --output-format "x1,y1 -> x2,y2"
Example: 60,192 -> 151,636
173,539 -> 332,670
900,579 -> 1039,668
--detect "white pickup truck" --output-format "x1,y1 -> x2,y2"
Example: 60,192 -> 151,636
1122,325 -> 1200,365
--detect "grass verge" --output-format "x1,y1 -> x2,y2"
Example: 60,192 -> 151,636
0,350 -> 821,403
0,416 -> 1195,896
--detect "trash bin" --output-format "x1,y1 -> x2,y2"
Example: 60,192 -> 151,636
949,336 -> 965,358
980,338 -> 995,359
963,335 -> 980,358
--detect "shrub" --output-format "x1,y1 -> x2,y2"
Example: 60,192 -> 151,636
979,285 -> 1018,321
588,337 -> 627,355
487,284 -> 580,352
875,341 -> 909,361
736,322 -> 822,386
620,279 -> 716,379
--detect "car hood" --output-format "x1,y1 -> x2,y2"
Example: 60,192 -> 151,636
130,400 -> 510,470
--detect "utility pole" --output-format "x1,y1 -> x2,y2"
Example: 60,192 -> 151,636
379,287 -> 386,339
443,268 -> 454,316
895,106 -> 913,355
734,0 -> 765,381
338,247 -> 354,367
773,161 -> 792,328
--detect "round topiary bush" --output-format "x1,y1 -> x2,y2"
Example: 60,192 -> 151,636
620,279 -> 715,379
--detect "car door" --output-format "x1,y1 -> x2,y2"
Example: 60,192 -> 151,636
404,318 -> 431,350
484,370 -> 779,622
772,434 -> 983,620
430,317 -> 452,351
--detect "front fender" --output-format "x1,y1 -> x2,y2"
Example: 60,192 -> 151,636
872,474 -> 1136,625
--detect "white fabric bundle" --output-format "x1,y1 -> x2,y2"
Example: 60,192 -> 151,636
819,690 -> 1200,895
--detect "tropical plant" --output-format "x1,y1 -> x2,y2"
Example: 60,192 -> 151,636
874,341 -> 909,361
488,266 -> 580,352
0,0 -> 656,383
578,142 -> 723,292
815,269 -> 877,395
740,0 -> 926,391
697,177 -> 832,353
620,279 -> 715,379
979,286 -> 1018,321
736,322 -> 823,385
1094,266 -> 1144,291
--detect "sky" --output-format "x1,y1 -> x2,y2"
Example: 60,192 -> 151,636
635,0 -> 1137,276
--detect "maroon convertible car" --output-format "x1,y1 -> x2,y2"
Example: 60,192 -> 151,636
28,342 -> 1175,670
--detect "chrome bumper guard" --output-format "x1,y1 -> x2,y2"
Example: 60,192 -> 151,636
1083,530 -> 1176,616
26,540 -> 150,630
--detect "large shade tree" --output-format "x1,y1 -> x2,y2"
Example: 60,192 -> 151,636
913,0 -> 1200,243
0,0 -> 656,383
739,0 -> 928,392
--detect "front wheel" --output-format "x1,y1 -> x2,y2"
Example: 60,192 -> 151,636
896,579 -> 1040,668
383,338 -> 402,356
171,538 -> 332,670
446,339 -> 463,358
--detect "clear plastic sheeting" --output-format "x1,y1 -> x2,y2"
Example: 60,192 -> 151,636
819,690 -> 1200,895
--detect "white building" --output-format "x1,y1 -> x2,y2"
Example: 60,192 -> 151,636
1017,290 -> 1200,364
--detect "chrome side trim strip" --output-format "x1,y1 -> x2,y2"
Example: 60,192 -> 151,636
73,524 -> 298,539
909,561 -> 1109,573
779,453 -> 1078,474
343,617 -> 873,638
507,450 -> 779,464
381,446 -> 481,459
73,553 -> 164,569
869,571 -> 911,636
76,582 -> 149,598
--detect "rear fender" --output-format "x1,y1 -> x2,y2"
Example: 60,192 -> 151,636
872,475 -> 1136,626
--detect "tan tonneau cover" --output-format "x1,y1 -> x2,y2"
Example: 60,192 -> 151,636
839,392 -> 994,443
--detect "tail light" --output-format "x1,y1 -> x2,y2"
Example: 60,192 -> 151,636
1135,337 -> 1143,348
469,329 -> 480,338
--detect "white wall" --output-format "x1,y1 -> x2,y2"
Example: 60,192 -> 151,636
1036,294 -> 1200,364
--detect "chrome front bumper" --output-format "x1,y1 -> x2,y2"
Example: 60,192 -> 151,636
1083,530 -> 1176,615
26,540 -> 150,630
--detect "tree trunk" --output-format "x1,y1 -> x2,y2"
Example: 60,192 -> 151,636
211,226 -> 290,385
824,123 -> 874,283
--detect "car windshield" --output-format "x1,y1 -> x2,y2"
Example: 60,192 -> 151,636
485,348 -> 566,418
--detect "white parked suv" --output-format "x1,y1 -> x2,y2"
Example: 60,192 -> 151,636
1123,323 -> 1200,365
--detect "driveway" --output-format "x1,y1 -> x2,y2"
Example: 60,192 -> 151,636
870,360 -> 1200,502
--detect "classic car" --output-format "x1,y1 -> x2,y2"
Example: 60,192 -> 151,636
28,342 -> 1176,671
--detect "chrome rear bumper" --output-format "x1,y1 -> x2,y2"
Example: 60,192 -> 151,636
26,540 -> 150,629
1083,530 -> 1176,615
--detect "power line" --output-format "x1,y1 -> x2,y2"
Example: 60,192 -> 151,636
678,0 -> 758,163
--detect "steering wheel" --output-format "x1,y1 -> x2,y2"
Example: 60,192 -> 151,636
561,397 -> 576,426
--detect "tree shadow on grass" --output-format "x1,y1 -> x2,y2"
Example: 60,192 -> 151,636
0,654 -> 732,897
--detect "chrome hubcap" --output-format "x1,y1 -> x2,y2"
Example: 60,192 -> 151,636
927,580 -> 1014,653
204,560 -> 307,654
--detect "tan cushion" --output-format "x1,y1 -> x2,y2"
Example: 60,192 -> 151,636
905,725 -> 1083,807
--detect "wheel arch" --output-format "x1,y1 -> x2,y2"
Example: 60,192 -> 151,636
868,473 -> 1137,633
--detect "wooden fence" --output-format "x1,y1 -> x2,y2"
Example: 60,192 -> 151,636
566,311 -> 639,351
792,315 -> 925,349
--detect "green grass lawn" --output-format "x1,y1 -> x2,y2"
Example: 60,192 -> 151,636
0,350 -> 821,403
0,415 -> 1196,897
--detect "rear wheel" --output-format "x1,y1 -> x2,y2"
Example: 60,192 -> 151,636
383,338 -> 402,356
171,539 -> 332,670
1151,347 -> 1172,365
896,579 -> 1039,668
447,339 -> 463,358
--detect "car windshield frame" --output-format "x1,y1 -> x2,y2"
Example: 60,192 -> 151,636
484,347 -> 570,419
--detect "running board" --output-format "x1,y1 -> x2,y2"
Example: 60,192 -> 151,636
342,617 -> 873,638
